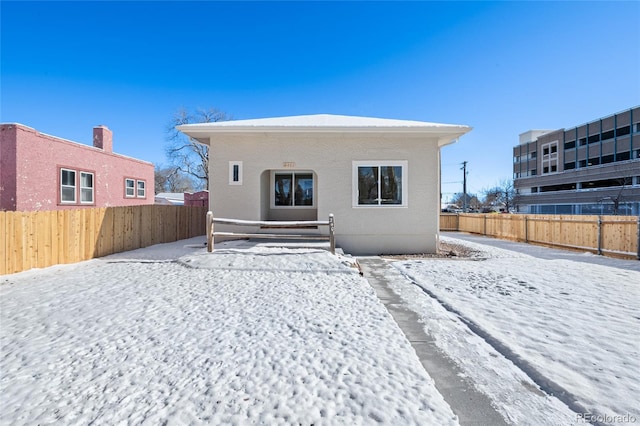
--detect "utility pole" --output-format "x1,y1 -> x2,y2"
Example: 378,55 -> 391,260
461,161 -> 468,212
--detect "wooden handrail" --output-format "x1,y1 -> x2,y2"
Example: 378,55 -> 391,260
206,212 -> 335,254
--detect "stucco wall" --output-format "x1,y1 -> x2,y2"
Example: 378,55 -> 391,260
0,125 -> 19,210
0,124 -> 155,211
208,132 -> 442,255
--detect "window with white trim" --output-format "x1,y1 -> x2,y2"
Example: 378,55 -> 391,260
353,161 -> 408,207
229,161 -> 243,185
137,180 -> 146,198
541,141 -> 558,175
60,168 -> 77,203
80,172 -> 94,204
272,171 -> 314,207
125,178 -> 135,197
59,168 -> 94,205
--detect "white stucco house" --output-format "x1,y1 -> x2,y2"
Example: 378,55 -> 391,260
177,114 -> 471,255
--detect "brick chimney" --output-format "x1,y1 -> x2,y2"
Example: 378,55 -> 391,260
93,125 -> 113,152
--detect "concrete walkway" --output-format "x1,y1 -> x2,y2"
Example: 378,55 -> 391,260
442,231 -> 640,272
358,257 -> 509,426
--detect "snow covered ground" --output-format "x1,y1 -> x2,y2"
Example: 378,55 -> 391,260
389,236 -> 640,425
2,235 -> 639,425
0,238 -> 456,425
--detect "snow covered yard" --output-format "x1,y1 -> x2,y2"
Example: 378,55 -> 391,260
0,238 -> 456,425
390,236 -> 640,425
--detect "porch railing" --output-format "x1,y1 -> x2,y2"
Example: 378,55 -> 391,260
206,211 -> 336,254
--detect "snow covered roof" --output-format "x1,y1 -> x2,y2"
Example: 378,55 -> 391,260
177,114 -> 472,147
154,193 -> 185,205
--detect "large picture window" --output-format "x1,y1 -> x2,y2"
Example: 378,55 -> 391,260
273,171 -> 314,207
353,161 -> 408,207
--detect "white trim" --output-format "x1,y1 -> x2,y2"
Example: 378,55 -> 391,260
541,141 -> 559,175
136,180 -> 146,198
125,178 -> 135,198
352,160 -> 408,208
229,161 -> 243,185
270,170 -> 316,209
79,171 -> 94,204
60,168 -> 77,204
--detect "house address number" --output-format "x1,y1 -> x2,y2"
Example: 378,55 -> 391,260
283,162 -> 296,168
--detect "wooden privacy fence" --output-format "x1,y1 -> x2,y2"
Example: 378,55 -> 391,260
206,212 -> 336,254
1,205 -> 208,275
441,213 -> 640,260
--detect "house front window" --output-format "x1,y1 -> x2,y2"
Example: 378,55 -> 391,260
353,161 -> 408,207
60,169 -> 76,203
80,172 -> 94,204
59,167 -> 94,205
272,171 -> 314,207
125,179 -> 135,197
137,180 -> 146,198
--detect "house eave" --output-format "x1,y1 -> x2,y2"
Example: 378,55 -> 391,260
177,124 -> 472,147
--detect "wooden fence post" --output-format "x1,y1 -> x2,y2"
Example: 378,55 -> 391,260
636,216 -> 640,260
206,211 -> 214,253
524,216 -> 529,243
329,214 -> 335,255
597,215 -> 603,256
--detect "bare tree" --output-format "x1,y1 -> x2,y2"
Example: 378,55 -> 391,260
165,107 -> 231,190
483,179 -> 517,213
598,161 -> 638,215
155,165 -> 196,194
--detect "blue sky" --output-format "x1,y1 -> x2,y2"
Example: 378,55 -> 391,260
2,1 -> 639,201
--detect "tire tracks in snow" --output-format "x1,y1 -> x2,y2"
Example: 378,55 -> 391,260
397,268 -> 606,426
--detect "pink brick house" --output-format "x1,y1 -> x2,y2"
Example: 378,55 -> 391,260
0,124 -> 155,211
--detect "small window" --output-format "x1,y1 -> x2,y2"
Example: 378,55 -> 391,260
601,130 -> 614,141
80,172 -> 94,204
229,161 -> 243,185
137,180 -> 146,198
543,147 -> 549,156
550,145 -> 557,154
617,151 -> 630,161
353,161 -> 408,207
125,178 -> 135,197
616,125 -> 630,137
61,169 -> 76,203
